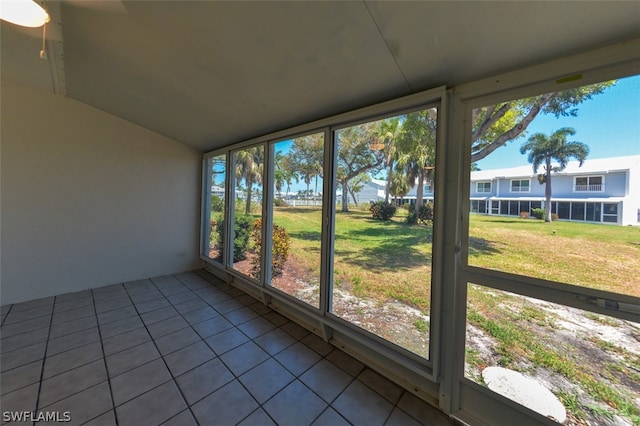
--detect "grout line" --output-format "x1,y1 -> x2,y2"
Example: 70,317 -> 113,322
31,296 -> 55,426
92,284 -> 122,425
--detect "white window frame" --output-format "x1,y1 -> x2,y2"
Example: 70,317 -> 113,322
445,41 -> 639,426
476,181 -> 491,193
201,86 -> 447,405
573,175 -> 605,192
509,179 -> 530,193
199,39 -> 640,426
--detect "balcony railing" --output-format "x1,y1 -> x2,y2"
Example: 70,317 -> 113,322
574,184 -> 603,192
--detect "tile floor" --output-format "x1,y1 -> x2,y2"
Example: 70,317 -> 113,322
0,270 -> 454,426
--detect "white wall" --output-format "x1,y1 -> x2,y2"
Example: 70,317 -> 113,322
1,81 -> 203,304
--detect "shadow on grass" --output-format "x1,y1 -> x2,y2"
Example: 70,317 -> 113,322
468,237 -> 502,256
287,230 -> 322,241
335,223 -> 433,271
277,207 -> 324,215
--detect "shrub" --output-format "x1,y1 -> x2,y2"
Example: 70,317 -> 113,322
531,209 -> 560,221
251,219 -> 291,278
519,211 -> 530,219
274,198 -> 288,207
209,219 -> 219,248
210,195 -> 224,212
406,202 -> 434,225
216,215 -> 252,262
369,201 -> 397,221
531,208 -> 545,220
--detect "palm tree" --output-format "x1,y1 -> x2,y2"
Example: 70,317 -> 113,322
394,109 -> 437,213
235,147 -> 263,215
520,127 -> 589,222
376,117 -> 401,203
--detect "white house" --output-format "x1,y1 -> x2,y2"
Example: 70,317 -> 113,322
356,178 -> 435,206
469,155 -> 640,225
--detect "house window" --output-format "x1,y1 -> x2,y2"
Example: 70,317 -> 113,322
476,181 -> 491,193
603,203 -> 618,223
586,202 -> 602,222
574,175 -> 604,192
510,179 -> 530,192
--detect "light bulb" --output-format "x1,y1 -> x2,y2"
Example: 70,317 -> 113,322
0,0 -> 50,28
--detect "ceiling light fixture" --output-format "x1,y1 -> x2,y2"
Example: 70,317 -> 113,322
0,0 -> 50,28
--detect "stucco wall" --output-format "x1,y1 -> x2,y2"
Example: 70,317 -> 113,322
1,81 -> 203,304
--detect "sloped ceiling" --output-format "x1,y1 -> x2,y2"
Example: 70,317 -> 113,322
2,1 -> 639,151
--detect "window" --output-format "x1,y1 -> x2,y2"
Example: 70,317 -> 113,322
270,133 -> 325,308
510,179 -> 530,192
470,200 -> 487,213
332,107 -> 438,360
202,154 -> 226,265
585,202 -> 602,222
476,181 -> 491,193
603,203 -> 618,223
230,146 -> 264,280
571,202 -> 586,220
574,175 -> 604,192
466,72 -> 639,425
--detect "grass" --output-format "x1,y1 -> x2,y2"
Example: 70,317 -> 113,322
468,284 -> 640,425
469,215 -> 640,296
274,206 -> 434,312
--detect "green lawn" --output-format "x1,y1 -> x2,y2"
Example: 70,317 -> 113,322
274,206 -> 434,310
469,214 -> 640,297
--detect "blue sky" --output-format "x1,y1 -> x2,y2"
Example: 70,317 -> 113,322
234,74 -> 639,193
476,74 -> 640,170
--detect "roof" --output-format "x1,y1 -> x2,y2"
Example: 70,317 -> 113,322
471,155 -> 640,181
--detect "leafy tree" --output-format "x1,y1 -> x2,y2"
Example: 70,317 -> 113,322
279,154 -> 299,197
387,169 -> 411,204
336,122 -> 385,212
347,173 -> 370,206
471,82 -> 613,163
374,117 -> 401,203
288,134 -> 324,200
273,151 -> 287,199
395,109 -> 437,212
520,127 -> 589,222
235,147 -> 263,215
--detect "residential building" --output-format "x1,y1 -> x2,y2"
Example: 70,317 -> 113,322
470,155 -> 640,225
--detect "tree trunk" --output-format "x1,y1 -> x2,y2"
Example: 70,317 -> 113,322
545,157 -> 552,223
245,178 -> 253,215
341,180 -> 349,212
385,162 -> 393,203
348,186 -> 358,206
415,171 -> 424,213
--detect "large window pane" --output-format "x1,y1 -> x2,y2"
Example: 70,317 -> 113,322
205,154 -> 226,264
331,108 -> 437,359
231,146 -> 264,280
270,133 -> 324,308
469,75 -> 640,297
465,283 -> 640,425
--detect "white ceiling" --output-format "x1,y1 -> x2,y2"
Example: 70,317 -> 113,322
2,1 -> 639,151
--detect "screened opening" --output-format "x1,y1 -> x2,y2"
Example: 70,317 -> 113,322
465,283 -> 640,425
204,154 -> 227,264
468,75 -> 640,299
230,146 -> 265,280
269,133 -> 325,308
330,107 -> 437,360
